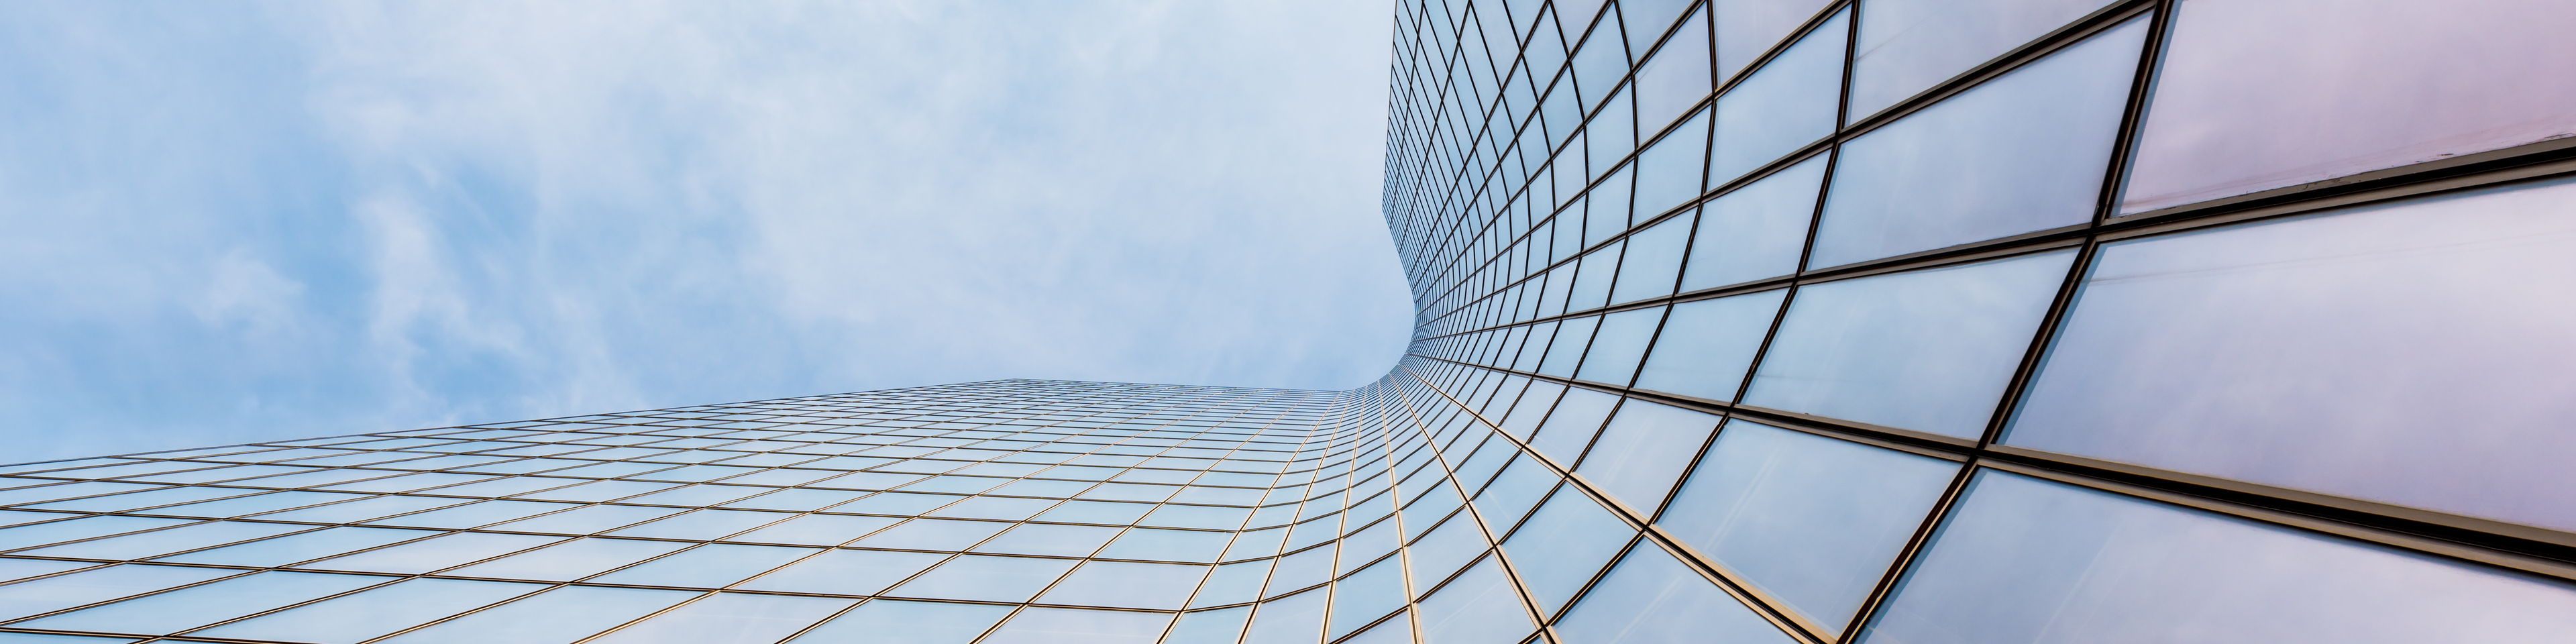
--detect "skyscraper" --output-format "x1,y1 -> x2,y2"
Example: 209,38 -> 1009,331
5,0 -> 2576,642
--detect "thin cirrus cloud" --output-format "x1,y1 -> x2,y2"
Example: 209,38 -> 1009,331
0,0 -> 1410,461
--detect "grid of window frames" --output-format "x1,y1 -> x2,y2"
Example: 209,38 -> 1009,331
1383,0 -> 2576,642
8,1 -> 2576,643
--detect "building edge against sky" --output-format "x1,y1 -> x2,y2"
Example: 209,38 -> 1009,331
6,0 -> 2576,643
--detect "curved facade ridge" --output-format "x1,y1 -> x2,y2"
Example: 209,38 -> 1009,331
5,1 -> 2576,643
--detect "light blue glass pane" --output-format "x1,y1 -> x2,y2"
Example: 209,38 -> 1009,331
382,586 -> 699,644
366,500 -> 576,529
731,514 -> 900,546
1812,19 -> 2147,267
1631,109 -> 1711,220
1240,588 -> 1328,644
1660,421 -> 1957,631
1574,400 -> 1718,513
1499,382 -> 1562,440
1743,250 -> 2074,437
1035,500 -> 1155,525
15,570 -> 380,634
1587,91 -> 1636,178
1527,388 -> 1619,466
975,523 -> 1120,557
789,599 -> 1010,644
149,490 -> 368,518
1709,0 -> 1831,73
0,558 -> 88,584
1164,606 -> 1252,644
1499,489 -> 1634,616
1343,609 -> 1417,644
1632,288 -> 1786,402
591,544 -> 822,588
1191,559 -> 1272,608
1680,155 -> 1823,291
488,504 -> 683,534
1218,527 -> 1285,561
1554,543 -> 1792,644
511,480 -> 678,502
588,592 -> 853,644
156,526 -> 433,567
442,537 -> 689,581
0,482 -> 160,506
1038,561 -> 1209,610
298,532 -> 563,574
1633,8 -> 1711,131
1140,504 -> 1253,530
1335,520 -> 1400,577
2007,177 -> 2576,532
1264,543 -> 1336,596
1611,219 -> 1688,307
25,486 -> 248,513
983,607 -> 1175,644
735,548 -> 943,595
1328,557 -> 1407,641
888,554 -> 1076,602
1095,527 -> 1233,564
1576,309 -> 1661,388
1862,471 -> 2576,644
1849,0 -> 2119,118
15,521 -> 303,560
0,515 -> 191,551
928,496 -> 1058,521
0,635 -> 133,643
1416,557 -> 1535,644
1711,9 -> 1846,185
724,488 -> 869,511
619,484 -> 768,507
1469,457 -> 1557,531
1568,251 -> 1618,315
0,564 -> 232,621
848,519 -> 1009,551
835,492 -> 964,516
191,578 -> 544,643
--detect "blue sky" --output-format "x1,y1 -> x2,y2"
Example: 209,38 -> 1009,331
0,1 -> 1411,462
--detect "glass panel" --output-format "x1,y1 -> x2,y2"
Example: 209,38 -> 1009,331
735,549 -> 945,595
1711,0 -> 1838,80
1034,500 -> 1155,525
151,490 -> 367,518
1415,557 -> 1535,644
981,608 -> 1175,644
1240,588 -> 1328,644
1095,527 -> 1234,564
13,570 -> 380,634
1849,0 -> 2119,119
237,494 -> 464,523
1812,19 -> 2147,267
441,537 -> 690,581
590,544 -> 822,588
1658,421 -> 1958,631
190,578 -> 545,644
788,600 -> 1012,644
586,592 -> 853,644
1163,606 -> 1252,644
608,508 -> 795,541
1631,288 -> 1786,401
1709,9 -> 1846,185
1498,489 -> 1633,616
1190,559 -> 1271,608
927,496 -> 1057,521
15,521 -> 304,560
2122,0 -> 2576,213
1572,400 -> 1717,513
1526,388 -> 1617,465
1139,504 -> 1253,530
885,554 -> 1077,602
975,523 -> 1120,557
1680,154 -> 1823,291
0,564 -> 232,622
1038,561 -> 1210,610
1468,457 -> 1556,530
2008,177 -> 2576,531
301,532 -> 564,574
0,558 -> 88,584
1743,250 -> 2075,437
848,519 -> 1010,551
156,526 -> 433,567
1862,471 -> 2576,644
731,514 -> 900,546
367,499 -> 576,528
1327,556 -> 1407,641
1553,543 -> 1794,644
1609,216 -> 1688,305
488,504 -> 685,534
1631,109 -> 1711,218
1264,543 -> 1336,596
1342,610 -> 1417,644
1632,7 -> 1711,130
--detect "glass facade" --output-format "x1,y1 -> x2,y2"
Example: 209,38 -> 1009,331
7,0 -> 2576,642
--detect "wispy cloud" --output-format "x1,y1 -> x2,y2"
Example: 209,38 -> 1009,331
0,0 -> 1407,460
